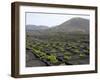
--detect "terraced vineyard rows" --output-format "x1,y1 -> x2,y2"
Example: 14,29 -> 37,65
26,40 -> 89,66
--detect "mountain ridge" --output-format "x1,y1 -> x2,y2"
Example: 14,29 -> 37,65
26,17 -> 89,35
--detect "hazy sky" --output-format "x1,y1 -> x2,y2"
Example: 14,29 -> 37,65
26,12 -> 90,27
